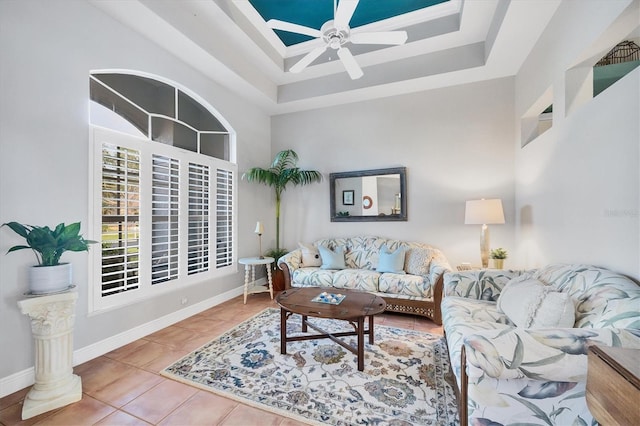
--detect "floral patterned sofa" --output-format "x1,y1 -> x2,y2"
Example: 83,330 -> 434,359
278,236 -> 451,324
441,264 -> 640,426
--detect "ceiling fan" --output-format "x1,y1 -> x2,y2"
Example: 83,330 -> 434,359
267,0 -> 408,80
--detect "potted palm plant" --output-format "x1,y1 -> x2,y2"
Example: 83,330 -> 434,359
243,149 -> 322,290
3,221 -> 96,294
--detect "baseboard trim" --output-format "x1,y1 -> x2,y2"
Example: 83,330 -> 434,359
0,284 -> 249,398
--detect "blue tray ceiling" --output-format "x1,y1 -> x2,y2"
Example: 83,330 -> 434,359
249,0 -> 449,46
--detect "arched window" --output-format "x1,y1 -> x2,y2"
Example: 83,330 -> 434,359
88,71 -> 236,312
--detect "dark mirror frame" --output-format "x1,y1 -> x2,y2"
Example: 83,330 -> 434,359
330,167 -> 407,222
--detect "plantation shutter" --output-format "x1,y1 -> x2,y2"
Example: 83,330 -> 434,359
90,74 -> 237,313
151,155 -> 180,284
100,143 -> 140,296
188,162 -> 210,275
216,168 -> 233,267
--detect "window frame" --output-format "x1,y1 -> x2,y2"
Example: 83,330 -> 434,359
88,71 -> 237,314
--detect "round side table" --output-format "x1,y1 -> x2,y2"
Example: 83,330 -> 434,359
238,256 -> 275,304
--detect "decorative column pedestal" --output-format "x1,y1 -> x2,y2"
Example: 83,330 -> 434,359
17,291 -> 82,420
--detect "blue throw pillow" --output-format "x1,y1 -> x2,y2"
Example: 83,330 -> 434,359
377,245 -> 406,274
318,246 -> 346,270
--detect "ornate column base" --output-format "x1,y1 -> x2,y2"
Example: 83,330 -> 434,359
18,291 -> 82,420
22,374 -> 82,420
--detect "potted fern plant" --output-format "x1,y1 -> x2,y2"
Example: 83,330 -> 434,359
243,149 -> 322,290
3,221 -> 96,294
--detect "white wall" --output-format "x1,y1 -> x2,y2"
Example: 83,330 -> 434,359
514,0 -> 640,279
271,78 -> 517,268
0,0 -> 271,389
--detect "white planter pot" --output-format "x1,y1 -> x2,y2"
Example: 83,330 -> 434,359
29,263 -> 72,294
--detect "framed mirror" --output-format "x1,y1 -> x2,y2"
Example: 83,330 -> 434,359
330,167 -> 407,222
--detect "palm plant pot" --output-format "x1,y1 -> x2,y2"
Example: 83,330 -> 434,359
272,268 -> 285,292
490,259 -> 505,269
29,263 -> 72,294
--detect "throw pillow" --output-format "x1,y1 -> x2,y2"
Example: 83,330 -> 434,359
376,245 -> 406,274
404,247 -> 432,276
497,278 -> 575,328
298,242 -> 322,267
318,246 -> 346,270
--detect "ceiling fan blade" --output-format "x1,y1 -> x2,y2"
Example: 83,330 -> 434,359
351,31 -> 408,45
289,45 -> 328,73
266,19 -> 321,38
337,47 -> 363,80
334,0 -> 359,29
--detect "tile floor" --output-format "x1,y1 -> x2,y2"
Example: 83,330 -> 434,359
0,293 -> 443,426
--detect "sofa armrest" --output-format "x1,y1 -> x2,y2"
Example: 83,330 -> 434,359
278,249 -> 302,271
443,269 -> 525,301
428,263 -> 450,287
277,250 -> 302,289
463,327 -> 640,382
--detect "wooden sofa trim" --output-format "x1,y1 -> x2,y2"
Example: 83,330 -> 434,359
279,262 -> 443,325
443,329 -> 469,426
460,344 -> 469,426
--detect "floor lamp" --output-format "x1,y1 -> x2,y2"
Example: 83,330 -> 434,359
465,199 -> 505,268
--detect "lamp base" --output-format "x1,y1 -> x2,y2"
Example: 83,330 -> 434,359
480,224 -> 490,269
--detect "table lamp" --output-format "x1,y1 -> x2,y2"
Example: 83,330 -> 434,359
254,221 -> 264,259
465,199 -> 505,268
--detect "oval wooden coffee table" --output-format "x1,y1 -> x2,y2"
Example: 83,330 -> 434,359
275,287 -> 386,371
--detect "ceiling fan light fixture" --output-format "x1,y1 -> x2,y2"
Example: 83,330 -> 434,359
321,21 -> 348,50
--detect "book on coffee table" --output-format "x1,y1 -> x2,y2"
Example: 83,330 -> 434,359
311,292 -> 346,305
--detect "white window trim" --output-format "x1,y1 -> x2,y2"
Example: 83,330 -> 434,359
88,70 -> 238,314
88,126 -> 237,314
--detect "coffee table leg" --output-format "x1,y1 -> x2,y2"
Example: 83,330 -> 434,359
301,315 -> 308,332
357,316 -> 364,371
368,315 -> 375,344
280,308 -> 287,354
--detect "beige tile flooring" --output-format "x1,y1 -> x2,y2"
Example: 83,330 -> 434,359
0,293 -> 443,426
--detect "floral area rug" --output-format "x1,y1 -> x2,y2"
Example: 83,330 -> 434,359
161,308 -> 459,426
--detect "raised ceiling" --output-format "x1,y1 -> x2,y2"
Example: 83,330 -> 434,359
90,0 -> 562,115
249,0 -> 450,46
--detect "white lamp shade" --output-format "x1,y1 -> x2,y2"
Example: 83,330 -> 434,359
465,199 -> 505,225
254,221 -> 264,234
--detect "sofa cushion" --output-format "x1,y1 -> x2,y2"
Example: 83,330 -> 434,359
442,296 -> 510,327
291,267 -> 335,287
404,247 -> 432,276
319,246 -> 346,270
344,236 -> 389,269
298,242 -> 322,267
332,269 -> 380,292
497,278 -> 575,328
376,244 -> 406,274
379,273 -> 430,298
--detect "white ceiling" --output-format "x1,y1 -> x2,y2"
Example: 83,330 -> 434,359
90,0 -> 562,115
